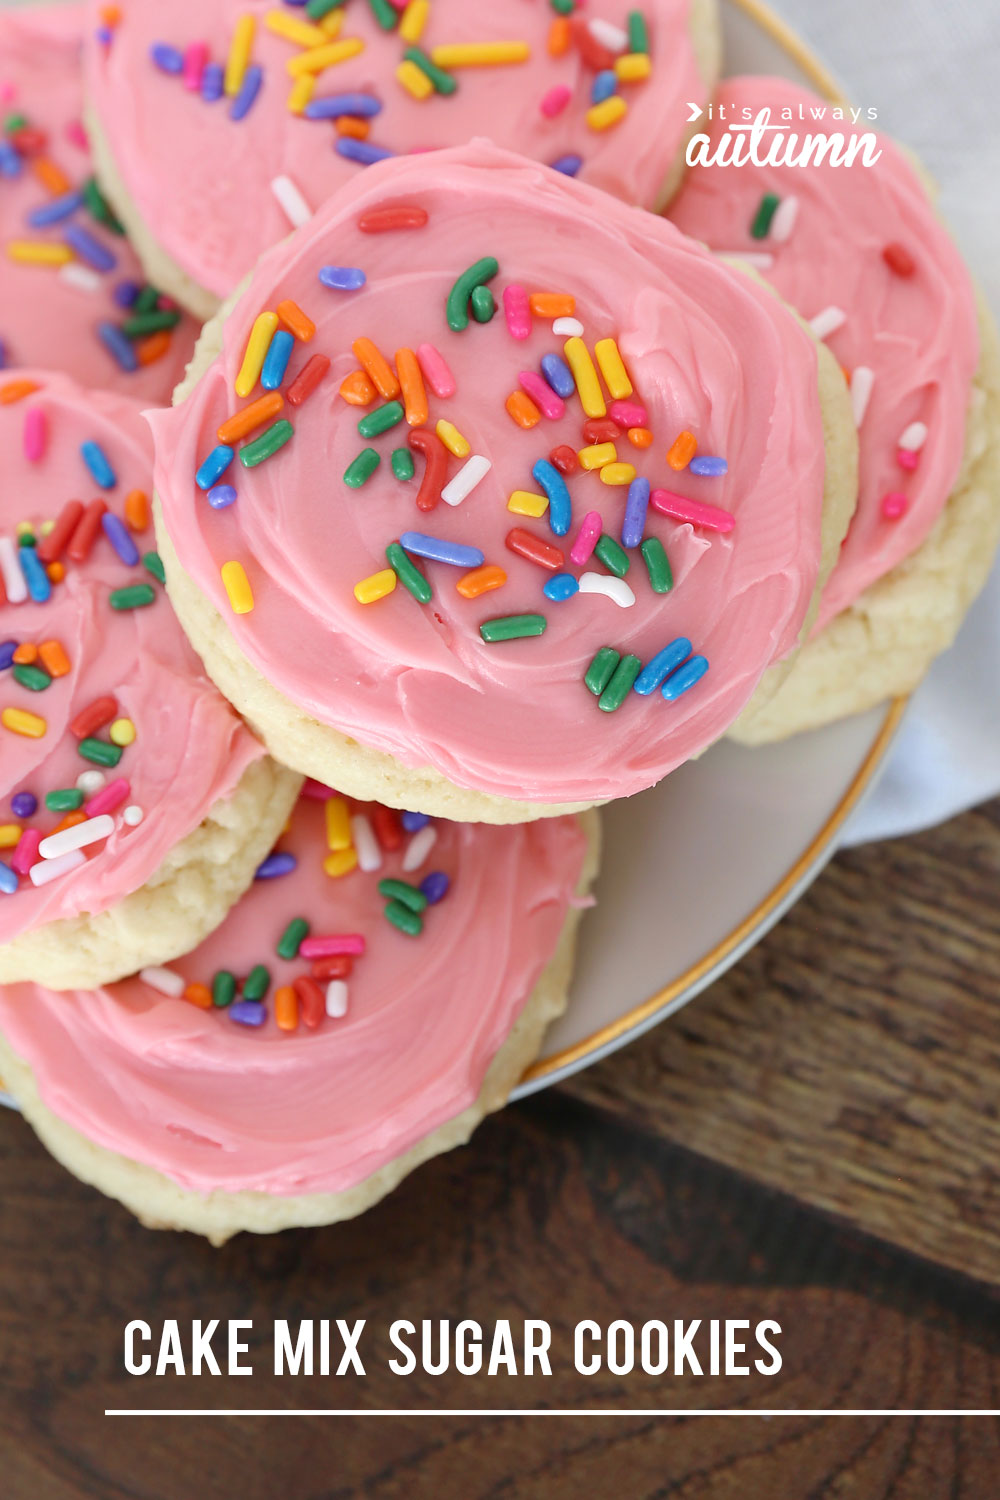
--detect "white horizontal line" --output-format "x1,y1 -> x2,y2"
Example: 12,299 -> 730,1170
105,1409 -> 1000,1419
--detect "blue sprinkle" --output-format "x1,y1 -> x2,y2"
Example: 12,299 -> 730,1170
255,851 -> 298,880
229,64 -> 264,122
81,440 -> 117,489
101,511 -> 140,567
420,871 -> 450,906
318,265 -> 366,291
550,154 -> 583,177
261,328 -> 295,391
621,476 -> 651,549
662,655 -> 709,702
18,546 -> 51,604
97,321 -> 139,373
532,459 -> 572,537
27,190 -> 84,228
402,810 -> 430,833
540,353 -> 575,399
150,41 -> 184,73
335,137 -> 394,166
689,456 -> 728,477
0,863 -> 17,895
543,572 -> 579,603
591,69 -> 617,104
400,532 -> 485,570
635,639 -> 693,697
195,445 -> 235,491
12,791 -> 37,818
305,92 -> 383,120
95,25 -> 113,46
207,483 -> 237,510
229,1001 -> 268,1028
64,223 -> 117,273
201,62 -> 224,102
0,641 -> 18,672
0,140 -> 22,179
113,279 -> 142,309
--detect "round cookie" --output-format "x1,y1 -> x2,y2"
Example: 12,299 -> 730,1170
0,4 -> 199,403
151,141 -> 858,821
83,0 -> 721,319
0,790 -> 600,1241
668,76 -> 1000,740
0,370 -> 301,989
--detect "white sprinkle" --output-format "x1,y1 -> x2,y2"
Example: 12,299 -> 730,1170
850,366 -> 875,427
553,317 -> 584,338
441,454 -> 491,507
38,813 -> 114,860
809,306 -> 847,341
29,848 -> 86,887
271,173 -> 312,229
140,966 -> 186,998
402,825 -> 438,873
123,804 -> 144,826
898,421 -> 928,452
325,980 -> 349,1019
0,537 -> 27,604
717,251 -> 774,271
59,262 -> 102,293
76,770 -> 106,795
350,813 -> 381,873
770,195 -> 799,243
578,573 -> 636,608
588,17 -> 628,50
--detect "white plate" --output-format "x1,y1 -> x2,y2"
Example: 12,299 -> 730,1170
514,0 -> 903,1096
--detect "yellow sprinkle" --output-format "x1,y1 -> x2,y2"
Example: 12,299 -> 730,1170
507,490 -> 548,519
287,74 -> 316,115
109,718 -> 136,747
7,241 -> 74,266
399,0 -> 430,44
318,10 -> 345,37
354,568 -> 398,605
564,338 -> 606,418
287,37 -> 364,77
2,707 -> 47,739
430,41 -> 531,68
235,310 -> 279,398
0,825 -> 22,849
600,463 -> 637,486
396,58 -> 434,100
16,520 -> 33,538
615,52 -> 652,82
578,442 -> 618,471
221,560 -> 254,614
39,519 -> 55,536
594,337 -> 633,400
265,8 -> 327,47
324,848 -> 359,879
325,796 -> 352,851
436,419 -> 470,458
587,96 -> 628,132
224,13 -> 256,97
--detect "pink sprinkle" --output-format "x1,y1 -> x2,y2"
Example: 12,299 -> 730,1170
23,406 -> 46,463
301,779 -> 335,800
182,41 -> 209,91
11,829 -> 41,877
519,369 -> 565,421
881,491 -> 909,520
417,342 -> 456,399
897,448 -> 919,471
540,85 -> 572,119
0,82 -> 16,106
85,777 -> 130,818
299,934 -> 367,959
609,399 -> 647,429
569,510 -> 604,566
650,489 -> 735,534
65,119 -> 89,151
503,284 -> 532,341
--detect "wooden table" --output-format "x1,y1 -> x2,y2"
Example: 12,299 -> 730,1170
2,802 -> 999,1498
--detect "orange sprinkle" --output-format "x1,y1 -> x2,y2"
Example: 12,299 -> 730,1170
53,810 -> 87,837
183,983 -> 213,1010
628,427 -> 654,449
339,369 -> 377,406
667,430 -> 698,470
99,3 -> 122,24
506,391 -> 541,430
217,391 -> 285,445
38,640 -> 70,678
12,644 -> 38,665
457,564 -> 507,599
529,292 -> 575,319
336,115 -> 370,139
547,16 -> 571,55
32,157 -> 72,196
46,561 -> 66,584
0,379 -> 40,405
395,347 -> 428,427
277,299 -> 315,342
352,337 -> 400,400
275,984 -> 299,1032
124,490 -> 150,533
136,330 -> 171,366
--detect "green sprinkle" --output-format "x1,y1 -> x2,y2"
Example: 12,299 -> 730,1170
480,614 -> 547,643
344,447 -> 381,488
378,878 -> 428,914
18,533 -> 36,547
143,550 -> 166,585
391,448 -> 415,481
640,536 -> 673,593
585,647 -> 620,696
305,0 -> 348,17
82,176 -> 125,235
594,535 -> 631,578
12,663 -> 51,692
109,584 -> 156,610
367,0 -> 398,28
627,9 -> 650,52
551,0 -> 576,13
403,46 -> 458,97
446,255 -> 499,331
45,788 -> 85,814
212,970 -> 237,1009
384,900 -> 424,937
132,285 -> 161,315
78,737 -> 123,767
599,654 -> 642,712
121,309 -> 181,337
4,113 -> 28,134
751,192 -> 781,240
386,541 -> 432,603
277,916 -> 310,961
240,418 -> 294,469
242,964 -> 271,1003
358,400 -> 405,438
470,285 -> 496,323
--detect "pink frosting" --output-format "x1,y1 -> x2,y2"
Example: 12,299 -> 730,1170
84,0 -> 707,301
152,143 -> 829,805
668,77 -> 980,629
0,794 -> 589,1196
0,371 -> 264,944
0,6 -> 198,402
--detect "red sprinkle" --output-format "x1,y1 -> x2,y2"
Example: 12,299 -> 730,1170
67,499 -> 107,564
882,243 -> 915,277
582,417 -> 620,445
311,955 -> 353,982
8,125 -> 47,155
550,444 -> 579,476
286,353 -> 331,407
293,976 -> 325,1030
70,694 -> 118,740
506,527 -> 564,572
372,804 -> 403,851
37,499 -> 84,563
358,204 -> 429,233
408,427 -> 449,513
572,16 -> 617,69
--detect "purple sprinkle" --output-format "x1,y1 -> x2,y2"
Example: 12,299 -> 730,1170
0,641 -> 17,672
550,154 -> 584,177
150,42 -> 184,74
95,26 -> 113,46
229,1000 -> 268,1028
401,810 -> 430,833
318,265 -> 366,292
255,851 -> 297,880
335,138 -> 394,166
97,321 -> 139,373
207,483 -> 238,510
201,62 -> 224,103
621,476 -> 651,549
419,871 -> 450,906
305,93 -> 383,120
113,279 -> 142,309
0,340 -> 8,370
12,792 -> 37,818
230,64 -> 264,122
64,222 -> 117,273
101,510 -> 140,566
27,190 -> 84,228
689,456 -> 728,477
0,141 -> 22,179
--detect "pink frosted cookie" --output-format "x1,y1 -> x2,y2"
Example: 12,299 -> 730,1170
0,370 -> 300,989
151,143 -> 857,821
0,787 -> 599,1239
0,5 -> 199,403
668,77 -> 1000,738
82,0 -> 720,317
